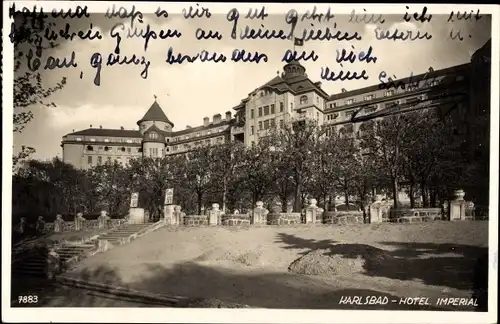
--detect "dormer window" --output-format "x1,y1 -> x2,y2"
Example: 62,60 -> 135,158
300,95 -> 308,105
149,132 -> 158,140
104,139 -> 109,143
104,146 -> 110,151
87,145 -> 94,151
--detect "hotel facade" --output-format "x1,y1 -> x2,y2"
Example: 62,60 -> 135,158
62,41 -> 490,180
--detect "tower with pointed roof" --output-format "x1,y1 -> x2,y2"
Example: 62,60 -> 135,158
138,99 -> 173,158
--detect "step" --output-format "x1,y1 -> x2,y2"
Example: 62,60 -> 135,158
12,264 -> 47,271
12,268 -> 47,276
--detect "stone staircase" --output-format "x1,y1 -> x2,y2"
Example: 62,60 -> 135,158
12,222 -> 162,279
96,223 -> 153,245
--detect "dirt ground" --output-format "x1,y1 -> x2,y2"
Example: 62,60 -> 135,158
57,222 -> 488,310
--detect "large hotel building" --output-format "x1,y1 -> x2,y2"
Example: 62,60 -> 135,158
62,40 -> 490,185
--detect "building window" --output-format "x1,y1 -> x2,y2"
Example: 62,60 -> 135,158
97,156 -> 102,165
317,112 -> 319,120
76,137 -> 82,141
280,102 -> 284,112
329,103 -> 337,108
107,157 -> 112,163
264,120 -> 269,129
90,138 -> 96,142
104,139 -> 109,143
270,104 -> 275,114
88,156 -> 93,165
150,132 -> 158,140
250,109 -> 254,119
166,138 -> 170,142
98,146 -> 103,151
258,121 -> 263,130
345,99 -> 355,105
258,107 -> 262,117
300,95 -> 308,105
87,145 -> 94,151
385,90 -> 394,97
271,119 -> 276,127
345,110 -> 354,117
251,126 -> 254,135
279,119 -> 284,128
316,96 -> 319,103
126,139 -> 132,143
264,105 -> 269,115
364,94 -> 374,101
127,147 -> 131,153
291,103 -> 293,110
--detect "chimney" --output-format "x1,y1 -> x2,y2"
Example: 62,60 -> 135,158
314,81 -> 322,88
99,125 -> 103,129
213,113 -> 222,124
341,88 -> 347,93
120,126 -> 124,130
203,117 -> 209,126
225,111 -> 232,122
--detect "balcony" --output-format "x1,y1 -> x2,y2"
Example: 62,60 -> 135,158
231,126 -> 245,134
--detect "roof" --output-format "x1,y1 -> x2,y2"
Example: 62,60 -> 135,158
66,128 -> 142,138
137,101 -> 174,126
142,124 -> 166,142
172,120 -> 231,136
328,63 -> 471,101
258,74 -> 330,99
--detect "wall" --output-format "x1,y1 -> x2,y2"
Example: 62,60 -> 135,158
62,143 -> 85,169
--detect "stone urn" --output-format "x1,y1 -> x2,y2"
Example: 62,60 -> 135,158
454,189 -> 465,201
309,198 -> 318,208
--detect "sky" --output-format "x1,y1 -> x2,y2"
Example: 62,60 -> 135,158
11,7 -> 492,160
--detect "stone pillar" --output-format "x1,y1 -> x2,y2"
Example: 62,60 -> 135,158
19,217 -> 27,235
450,189 -> 467,221
164,205 -> 175,225
75,213 -> 86,231
209,203 -> 220,225
317,208 -> 324,223
369,195 -> 385,223
46,248 -> 60,280
305,198 -> 318,224
129,208 -> 146,224
173,205 -> 184,225
36,216 -> 45,235
252,201 -> 269,225
98,210 -> 111,229
54,215 -> 64,232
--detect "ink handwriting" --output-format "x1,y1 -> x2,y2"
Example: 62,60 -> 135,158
183,4 -> 212,19
374,27 -> 432,41
245,6 -> 268,20
447,9 -> 482,22
282,50 -> 319,63
320,66 -> 369,82
336,46 -> 377,64
349,9 -> 385,24
110,23 -> 181,53
403,6 -> 432,23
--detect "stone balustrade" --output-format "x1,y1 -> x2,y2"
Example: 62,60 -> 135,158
389,208 -> 442,223
42,218 -> 126,233
221,214 -> 251,226
322,211 -> 365,225
183,215 -> 209,226
267,213 -> 301,225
